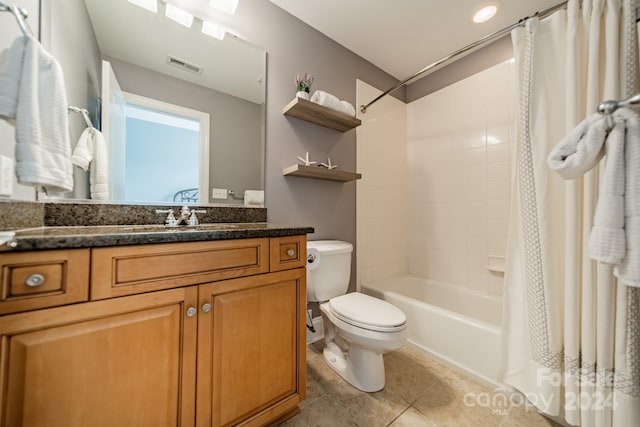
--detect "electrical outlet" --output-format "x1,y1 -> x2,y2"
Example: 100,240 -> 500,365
211,188 -> 227,199
0,155 -> 14,196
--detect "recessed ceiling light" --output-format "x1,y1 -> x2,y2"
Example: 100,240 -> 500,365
202,21 -> 226,40
473,4 -> 500,24
210,0 -> 239,15
166,4 -> 194,28
128,0 -> 157,13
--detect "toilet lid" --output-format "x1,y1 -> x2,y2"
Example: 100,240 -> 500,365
329,293 -> 406,332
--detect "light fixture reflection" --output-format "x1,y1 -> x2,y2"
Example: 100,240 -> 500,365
166,4 -> 194,27
202,21 -> 226,40
473,4 -> 499,23
487,135 -> 502,145
128,0 -> 158,13
210,0 -> 239,15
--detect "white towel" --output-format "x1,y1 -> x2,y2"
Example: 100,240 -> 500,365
310,90 -> 356,117
548,108 -> 640,287
0,36 -> 26,123
340,100 -> 356,117
14,35 -> 73,192
72,127 -> 109,200
244,190 -> 264,207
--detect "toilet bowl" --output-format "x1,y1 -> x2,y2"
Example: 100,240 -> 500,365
307,240 -> 407,392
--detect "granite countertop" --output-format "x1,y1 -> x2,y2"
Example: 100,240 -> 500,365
1,223 -> 315,251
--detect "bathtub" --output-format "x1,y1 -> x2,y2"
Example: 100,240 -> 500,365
361,275 -> 502,386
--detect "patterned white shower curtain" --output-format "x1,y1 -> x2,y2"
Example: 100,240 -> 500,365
499,0 -> 640,426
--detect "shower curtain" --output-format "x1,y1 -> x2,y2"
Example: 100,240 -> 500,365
500,0 -> 640,426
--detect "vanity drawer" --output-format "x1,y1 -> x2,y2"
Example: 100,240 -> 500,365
0,249 -> 90,314
270,235 -> 307,272
91,238 -> 270,299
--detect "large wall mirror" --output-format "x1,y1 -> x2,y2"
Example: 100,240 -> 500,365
41,0 -> 266,205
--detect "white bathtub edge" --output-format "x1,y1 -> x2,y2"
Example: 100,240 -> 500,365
405,340 -> 502,390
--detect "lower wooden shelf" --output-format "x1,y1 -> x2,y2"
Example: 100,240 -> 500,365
283,164 -> 362,182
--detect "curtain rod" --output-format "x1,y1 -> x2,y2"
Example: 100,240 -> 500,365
360,0 -> 569,114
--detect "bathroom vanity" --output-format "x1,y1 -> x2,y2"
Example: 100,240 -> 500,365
0,223 -> 312,427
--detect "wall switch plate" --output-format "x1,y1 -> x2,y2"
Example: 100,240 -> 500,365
0,155 -> 14,196
211,188 -> 228,199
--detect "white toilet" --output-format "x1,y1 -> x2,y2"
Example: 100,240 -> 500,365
307,240 -> 407,392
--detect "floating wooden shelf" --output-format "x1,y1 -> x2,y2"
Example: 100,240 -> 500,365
283,164 -> 362,182
282,97 -> 361,132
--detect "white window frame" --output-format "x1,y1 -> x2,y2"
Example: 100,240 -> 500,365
123,92 -> 210,204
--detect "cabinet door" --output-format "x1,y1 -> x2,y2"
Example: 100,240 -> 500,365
196,269 -> 306,427
0,287 -> 198,427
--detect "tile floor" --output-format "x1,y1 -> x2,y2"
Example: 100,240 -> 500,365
281,343 -> 562,427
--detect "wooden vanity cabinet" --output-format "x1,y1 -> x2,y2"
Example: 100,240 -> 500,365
197,269 -> 306,427
0,287 -> 199,427
0,235 -> 307,427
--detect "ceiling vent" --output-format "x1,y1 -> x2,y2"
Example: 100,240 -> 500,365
166,55 -> 203,75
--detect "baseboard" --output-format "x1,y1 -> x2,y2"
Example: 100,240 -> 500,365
306,316 -> 324,345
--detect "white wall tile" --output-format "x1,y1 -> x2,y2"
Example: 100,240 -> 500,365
466,235 -> 487,254
465,147 -> 487,167
487,142 -> 509,163
487,199 -> 509,219
466,165 -> 487,183
487,273 -> 505,295
487,161 -> 510,182
359,61 -> 514,298
487,180 -> 510,200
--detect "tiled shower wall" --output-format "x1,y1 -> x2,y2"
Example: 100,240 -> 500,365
406,60 -> 515,295
356,61 -> 515,297
356,80 -> 408,286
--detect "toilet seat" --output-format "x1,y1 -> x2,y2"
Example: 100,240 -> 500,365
328,292 -> 406,332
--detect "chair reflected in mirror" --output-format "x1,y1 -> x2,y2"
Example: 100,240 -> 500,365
173,188 -> 199,204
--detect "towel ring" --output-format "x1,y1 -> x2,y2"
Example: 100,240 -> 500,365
7,4 -> 32,36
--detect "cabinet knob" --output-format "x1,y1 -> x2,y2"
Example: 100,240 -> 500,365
202,303 -> 212,313
287,249 -> 295,257
186,307 -> 197,318
25,274 -> 45,287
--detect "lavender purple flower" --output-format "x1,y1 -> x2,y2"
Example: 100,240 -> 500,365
295,72 -> 314,93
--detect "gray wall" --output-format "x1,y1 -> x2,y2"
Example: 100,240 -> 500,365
41,0 -> 102,199
0,0 -> 39,201
107,58 -> 264,204
406,35 -> 513,101
230,0 -> 403,291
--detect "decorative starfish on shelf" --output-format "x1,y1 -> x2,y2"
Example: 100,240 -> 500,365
297,152 -> 317,166
320,158 -> 338,170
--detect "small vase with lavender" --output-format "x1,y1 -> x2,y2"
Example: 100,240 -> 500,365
295,72 -> 314,100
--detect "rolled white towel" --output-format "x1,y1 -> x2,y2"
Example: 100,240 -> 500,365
244,190 -> 264,207
311,90 -> 356,116
547,112 -> 606,179
548,107 -> 640,287
340,100 -> 356,117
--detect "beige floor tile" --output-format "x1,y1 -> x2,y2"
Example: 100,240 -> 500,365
280,394 -> 357,427
383,348 -> 440,404
411,366 -> 507,427
340,386 -> 410,427
389,407 -> 438,427
283,344 -> 566,427
300,367 -> 328,410
504,406 -> 563,427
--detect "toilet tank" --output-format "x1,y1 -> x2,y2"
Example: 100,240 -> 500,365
306,240 -> 353,302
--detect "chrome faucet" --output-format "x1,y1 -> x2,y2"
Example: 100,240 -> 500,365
176,206 -> 207,225
156,206 -> 206,226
